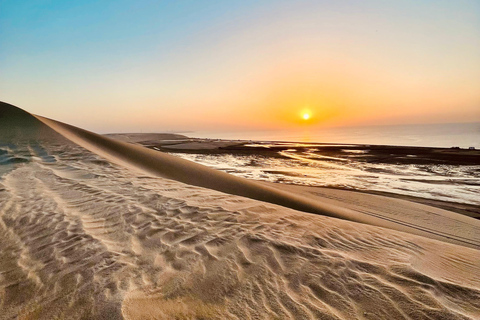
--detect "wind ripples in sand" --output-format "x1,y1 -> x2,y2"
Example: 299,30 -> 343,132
0,142 -> 479,319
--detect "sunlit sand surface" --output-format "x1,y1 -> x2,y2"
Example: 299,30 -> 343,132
1,102 -> 479,319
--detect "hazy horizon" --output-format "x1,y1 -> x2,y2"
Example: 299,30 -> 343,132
1,1 -> 479,133
103,120 -> 480,134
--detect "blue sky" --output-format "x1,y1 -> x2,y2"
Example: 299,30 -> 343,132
1,0 -> 479,133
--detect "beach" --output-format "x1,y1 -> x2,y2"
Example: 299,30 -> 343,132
1,102 -> 480,319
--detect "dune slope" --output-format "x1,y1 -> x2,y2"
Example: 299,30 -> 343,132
32,111 -> 480,249
0,101 -> 479,319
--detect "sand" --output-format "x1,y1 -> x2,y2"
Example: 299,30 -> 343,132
1,101 -> 479,319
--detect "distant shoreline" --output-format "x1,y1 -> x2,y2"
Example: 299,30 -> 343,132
129,121 -> 480,149
105,133 -> 480,166
105,133 -> 480,220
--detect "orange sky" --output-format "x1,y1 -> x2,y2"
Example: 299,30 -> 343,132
1,1 -> 479,133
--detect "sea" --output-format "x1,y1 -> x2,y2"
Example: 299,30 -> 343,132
170,122 -> 480,206
193,122 -> 480,149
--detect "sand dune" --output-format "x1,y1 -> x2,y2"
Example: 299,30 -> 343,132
34,114 -> 480,249
1,101 -> 479,319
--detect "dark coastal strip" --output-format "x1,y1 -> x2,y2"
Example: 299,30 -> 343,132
148,140 -> 480,165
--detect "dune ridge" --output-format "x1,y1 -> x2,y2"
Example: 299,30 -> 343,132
33,114 -> 480,249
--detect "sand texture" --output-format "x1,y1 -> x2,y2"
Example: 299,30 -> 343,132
1,102 -> 479,319
34,114 -> 480,249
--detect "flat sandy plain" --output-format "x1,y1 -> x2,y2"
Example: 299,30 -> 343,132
0,102 -> 479,319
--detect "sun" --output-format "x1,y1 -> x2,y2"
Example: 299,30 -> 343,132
302,113 -> 310,120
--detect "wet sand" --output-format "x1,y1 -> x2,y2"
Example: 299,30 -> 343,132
113,134 -> 480,165
115,133 -> 480,219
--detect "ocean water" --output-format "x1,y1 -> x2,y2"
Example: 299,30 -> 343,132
168,122 -> 480,206
170,150 -> 480,206
193,122 -> 480,149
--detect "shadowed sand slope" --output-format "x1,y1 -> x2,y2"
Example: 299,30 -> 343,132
1,101 -> 479,319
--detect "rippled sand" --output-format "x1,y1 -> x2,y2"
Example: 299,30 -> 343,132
1,102 -> 479,319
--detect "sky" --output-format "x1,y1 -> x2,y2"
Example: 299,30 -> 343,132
1,0 -> 479,133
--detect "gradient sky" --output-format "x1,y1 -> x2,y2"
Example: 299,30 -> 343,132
1,0 -> 479,133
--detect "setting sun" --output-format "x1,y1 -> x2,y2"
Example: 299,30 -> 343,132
302,113 -> 311,120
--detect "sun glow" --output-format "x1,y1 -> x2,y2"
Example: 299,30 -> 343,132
302,113 -> 311,120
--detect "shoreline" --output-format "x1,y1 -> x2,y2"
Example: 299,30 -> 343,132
105,133 -> 480,213
105,133 -> 480,165
25,118 -> 478,248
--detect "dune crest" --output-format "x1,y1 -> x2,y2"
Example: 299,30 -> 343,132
32,113 -> 480,249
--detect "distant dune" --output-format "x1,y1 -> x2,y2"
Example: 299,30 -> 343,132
0,101 -> 479,319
